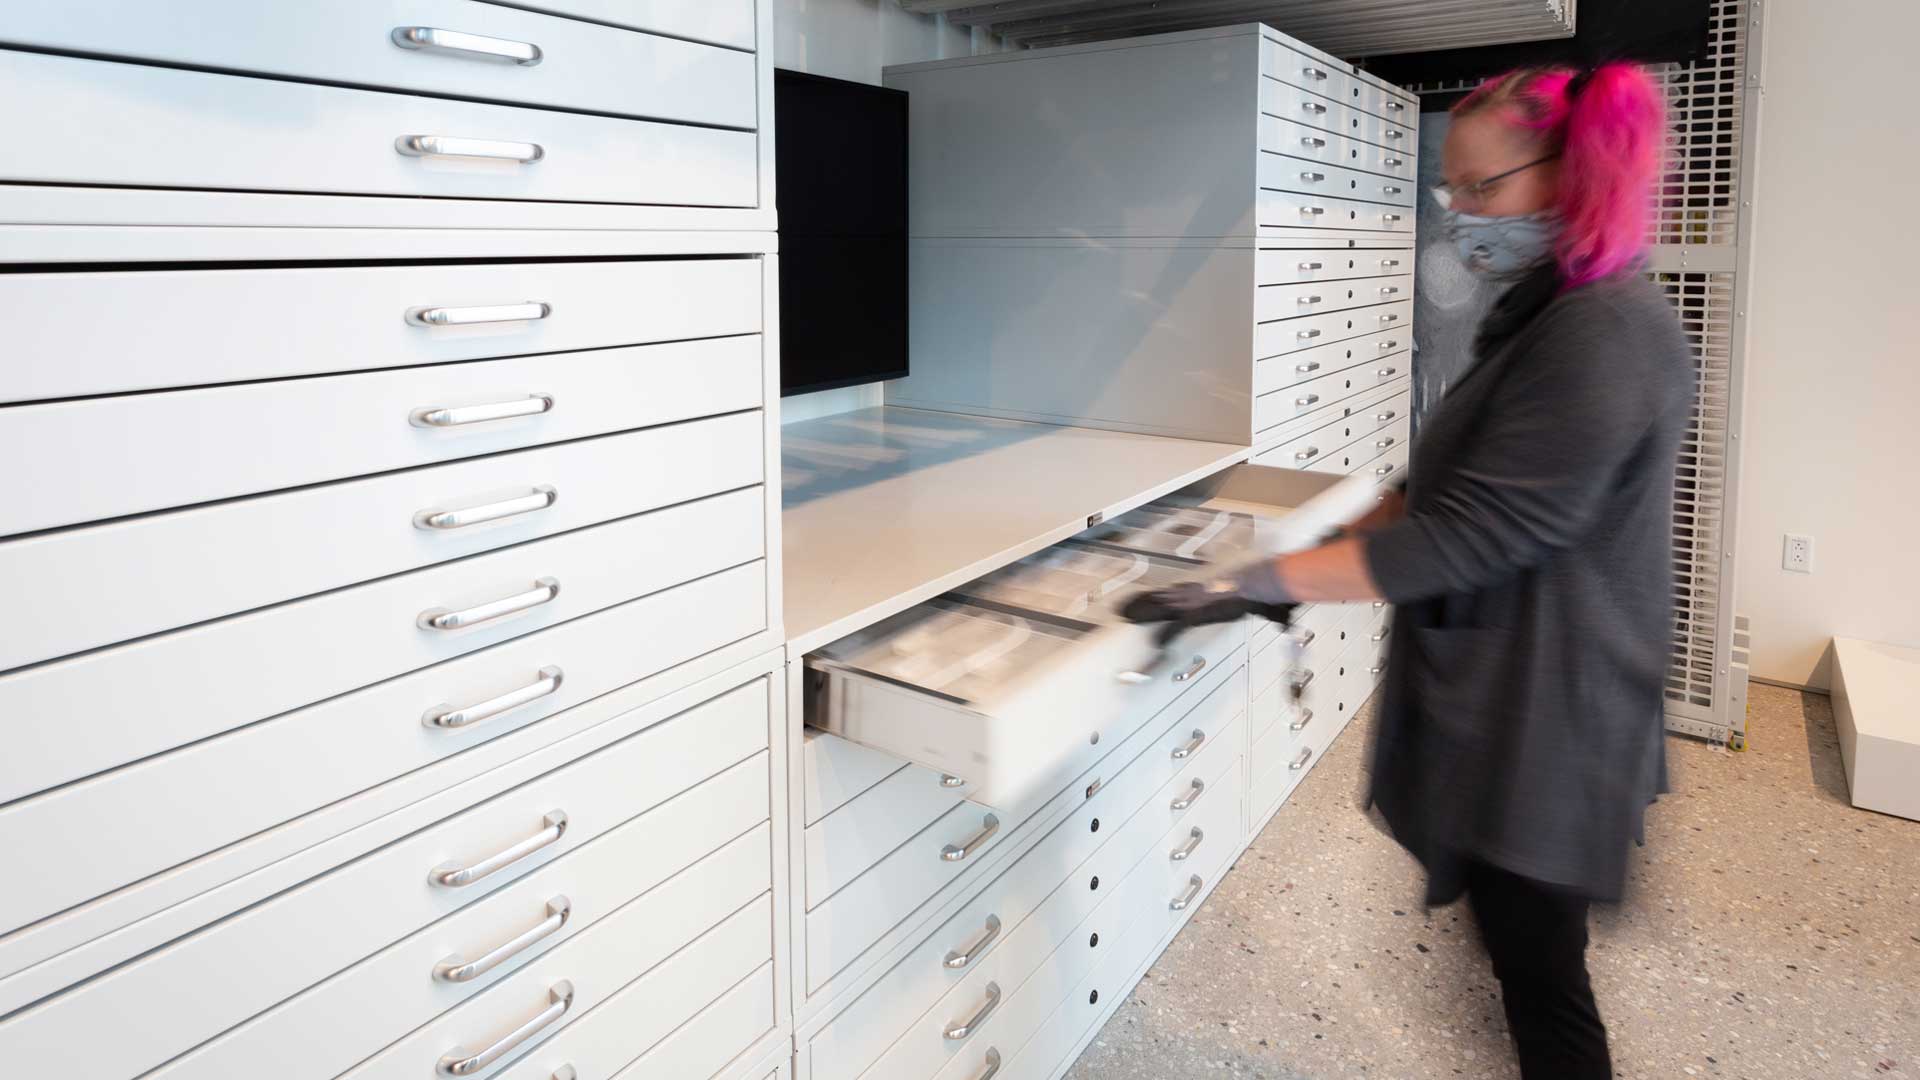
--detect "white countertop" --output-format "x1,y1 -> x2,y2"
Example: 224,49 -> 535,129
781,406 -> 1247,654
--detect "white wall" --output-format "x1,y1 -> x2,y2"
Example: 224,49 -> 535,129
773,0 -> 1009,423
1735,0 -> 1920,687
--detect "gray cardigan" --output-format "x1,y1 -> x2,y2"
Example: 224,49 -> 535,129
1362,265 -> 1693,904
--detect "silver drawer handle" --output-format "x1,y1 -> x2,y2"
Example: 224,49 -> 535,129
970,1049 -> 1003,1080
411,392 -> 555,429
1296,361 -> 1322,374
1290,747 -> 1314,771
408,301 -> 552,328
1299,206 -> 1326,216
392,26 -> 543,65
1294,446 -> 1320,462
434,896 -> 571,983
941,814 -> 1001,862
1303,66 -> 1330,80
944,982 -> 1002,1040
1385,156 -> 1405,167
1301,136 -> 1327,149
941,774 -> 969,789
1288,669 -> 1316,695
1170,874 -> 1204,911
944,914 -> 1003,969
1380,314 -> 1400,324
1170,778 -> 1205,812
1376,436 -> 1398,450
1384,185 -> 1404,196
1377,366 -> 1399,377
431,809 -> 568,888
1372,626 -> 1392,643
1378,340 -> 1400,351
1084,777 -> 1105,799
1295,394 -> 1320,407
1170,728 -> 1207,760
552,1068 -> 577,1080
1386,100 -> 1407,111
1300,171 -> 1326,182
1297,328 -> 1322,340
1302,101 -> 1328,115
1371,662 -> 1389,675
1375,463 -> 1398,478
1298,261 -> 1324,271
1383,214 -> 1405,223
1287,626 -> 1317,647
1379,286 -> 1402,297
420,577 -> 561,631
424,665 -> 564,730
437,980 -> 574,1076
1381,258 -> 1403,268
1170,827 -> 1205,862
1374,600 -> 1388,609
398,135 -> 545,162
1386,129 -> 1405,140
1290,706 -> 1315,733
1171,655 -> 1208,682
1298,294 -> 1324,305
1376,410 -> 1398,422
415,485 -> 558,531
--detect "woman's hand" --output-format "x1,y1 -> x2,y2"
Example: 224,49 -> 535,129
1120,563 -> 1296,647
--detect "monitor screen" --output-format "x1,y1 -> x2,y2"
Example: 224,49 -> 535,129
774,69 -> 908,397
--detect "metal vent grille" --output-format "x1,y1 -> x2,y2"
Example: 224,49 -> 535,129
1649,0 -> 1748,247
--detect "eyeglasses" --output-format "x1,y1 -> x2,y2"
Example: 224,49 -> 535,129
1431,153 -> 1561,211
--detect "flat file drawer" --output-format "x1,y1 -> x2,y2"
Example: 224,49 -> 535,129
1,476 -> 762,811
1255,247 -> 1415,286
0,674 -> 773,1080
809,676 -> 1245,1080
1256,275 -> 1415,322
1259,77 -> 1415,155
151,765 -> 771,1080
1255,330 -> 1407,395
1307,415 -> 1412,475
0,540 -> 767,942
498,0 -> 756,50
1259,153 -> 1416,208
805,758 -> 970,910
2,258 -> 762,403
3,334 -> 762,537
802,729 -> 915,826
1368,440 -> 1413,487
1254,394 -> 1407,468
512,961 -> 774,1080
1261,114 -> 1414,182
1260,189 -> 1413,233
809,544 -> 1242,810
2,1 -> 756,129
1,49 -> 757,206
1255,299 -> 1411,360
1253,374 -> 1410,452
1,411 -> 763,687
1259,37 -> 1418,125
1254,352 -> 1403,435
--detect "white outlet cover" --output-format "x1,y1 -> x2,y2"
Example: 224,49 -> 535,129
1784,533 -> 1815,573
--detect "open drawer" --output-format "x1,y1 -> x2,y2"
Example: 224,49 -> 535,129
808,548 -> 1241,812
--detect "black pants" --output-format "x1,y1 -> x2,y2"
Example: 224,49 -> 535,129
1465,861 -> 1612,1080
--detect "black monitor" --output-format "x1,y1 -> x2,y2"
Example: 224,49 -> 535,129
774,69 -> 908,397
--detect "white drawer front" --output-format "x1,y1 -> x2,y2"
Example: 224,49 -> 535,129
0,551 -> 769,941
1251,374 -> 1410,451
587,962 -> 776,1080
802,729 -> 910,826
1252,388 -> 1407,462
1261,39 -> 1417,125
0,676 -> 773,1080
1259,154 -> 1416,208
1307,415 -> 1411,475
4,335 -> 762,537
1255,326 -> 1407,396
1260,114 -> 1414,181
151,764 -> 771,1080
1255,275 -> 1414,323
1,50 -> 758,205
1253,349 -> 1406,435
2,1 -> 756,129
497,0 -> 756,50
1255,247 -> 1414,286
1,411 -> 763,687
805,760 -> 969,910
2,258 -> 762,403
1259,189 -> 1413,233
1368,440 -> 1413,487
1255,299 -> 1411,360
1260,77 -> 1415,155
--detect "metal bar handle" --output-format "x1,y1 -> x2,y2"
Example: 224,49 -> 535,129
944,982 -> 1002,1041
434,896 -> 571,983
1386,100 -> 1407,111
412,393 -> 555,429
1301,101 -> 1328,115
1169,728 -> 1206,760
408,301 -> 552,328
1295,394 -> 1320,407
1300,172 -> 1326,183
1301,136 -> 1327,148
1170,827 -> 1205,862
431,810 -> 568,888
398,135 -> 544,162
1290,747 -> 1314,771
1375,463 -> 1398,478
424,665 -> 564,730
1296,361 -> 1322,374
1385,157 -> 1405,168
1372,626 -> 1392,643
970,1049 -> 1003,1080
415,485 -> 558,531
1379,286 -> 1402,297
392,26 -> 543,65
1375,436 -> 1397,450
1297,328 -> 1322,340
940,774 -> 968,789
1381,258 -> 1403,269
1386,129 -> 1406,140
1376,409 -> 1398,422
1378,340 -> 1400,352
941,814 -> 1001,862
1380,313 -> 1401,324
1298,294 -> 1323,305
552,1068 -> 577,1080
1170,655 -> 1208,683
420,577 -> 561,631
1383,214 -> 1405,223
1377,366 -> 1400,378
1371,662 -> 1388,675
1170,874 -> 1204,911
1299,206 -> 1326,216
1287,626 -> 1317,648
1384,185 -> 1404,196
1290,706 -> 1316,733
1303,66 -> 1330,80
437,980 -> 574,1076
1298,261 -> 1324,271
1288,669 -> 1316,695
944,914 -> 1003,969
1170,778 -> 1205,812
1294,446 -> 1320,462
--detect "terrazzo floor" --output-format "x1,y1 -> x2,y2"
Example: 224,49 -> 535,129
1063,684 -> 1919,1080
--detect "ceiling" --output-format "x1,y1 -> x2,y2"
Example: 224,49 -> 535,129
897,0 -> 1578,58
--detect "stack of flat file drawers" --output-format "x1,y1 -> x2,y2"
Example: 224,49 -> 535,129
0,4 -> 790,1080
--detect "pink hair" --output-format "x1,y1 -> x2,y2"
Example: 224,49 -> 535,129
1454,63 -> 1666,286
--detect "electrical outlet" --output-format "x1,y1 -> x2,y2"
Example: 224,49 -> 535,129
1783,533 -> 1815,573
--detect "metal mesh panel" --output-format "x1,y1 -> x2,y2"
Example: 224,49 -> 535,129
1649,0 -> 1748,247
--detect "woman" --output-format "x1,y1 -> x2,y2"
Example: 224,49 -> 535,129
1125,63 -> 1686,1079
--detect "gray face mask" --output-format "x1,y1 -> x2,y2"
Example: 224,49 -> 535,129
1446,210 -> 1558,281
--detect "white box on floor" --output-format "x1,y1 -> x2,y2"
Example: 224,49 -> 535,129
1831,637 -> 1920,821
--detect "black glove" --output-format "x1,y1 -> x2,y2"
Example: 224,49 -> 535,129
1119,580 -> 1296,648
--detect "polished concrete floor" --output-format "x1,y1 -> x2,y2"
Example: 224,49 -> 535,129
1064,685 -> 1919,1080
